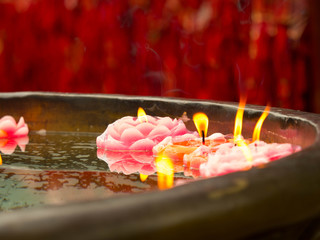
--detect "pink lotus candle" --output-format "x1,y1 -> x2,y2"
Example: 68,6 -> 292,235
153,133 -> 226,162
0,116 -> 29,138
152,105 -> 302,182
199,141 -> 301,177
96,109 -> 197,151
0,115 -> 29,164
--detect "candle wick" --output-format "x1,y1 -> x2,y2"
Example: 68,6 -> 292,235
201,130 -> 205,145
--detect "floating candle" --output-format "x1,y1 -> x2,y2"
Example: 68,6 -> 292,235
199,141 -> 301,177
0,116 -> 29,160
96,114 -> 197,151
153,133 -> 226,163
152,104 -> 302,181
97,105 -> 302,189
0,116 -> 29,139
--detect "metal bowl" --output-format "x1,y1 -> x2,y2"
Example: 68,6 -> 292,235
0,92 -> 319,240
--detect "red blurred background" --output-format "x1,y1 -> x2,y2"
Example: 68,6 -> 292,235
0,0 -> 319,112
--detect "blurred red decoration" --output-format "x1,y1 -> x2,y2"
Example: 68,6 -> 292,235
0,0 -> 316,112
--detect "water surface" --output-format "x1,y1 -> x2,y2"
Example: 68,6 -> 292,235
0,132 -> 165,211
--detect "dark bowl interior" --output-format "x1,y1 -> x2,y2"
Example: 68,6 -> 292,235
0,92 -> 319,240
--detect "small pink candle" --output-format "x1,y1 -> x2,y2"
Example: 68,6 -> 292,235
152,132 -> 226,167
0,116 -> 29,138
199,141 -> 301,177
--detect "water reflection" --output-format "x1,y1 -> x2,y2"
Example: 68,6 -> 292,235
0,168 -> 158,211
0,136 -> 29,155
2,132 -> 106,171
97,149 -> 156,175
97,148 -> 201,180
0,132 -> 190,212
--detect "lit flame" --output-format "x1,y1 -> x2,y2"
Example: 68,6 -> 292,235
234,97 -> 246,142
233,97 -> 252,163
0,154 -> 2,165
252,105 -> 271,142
156,153 -> 174,190
137,107 -> 148,123
193,112 -> 208,144
0,130 -> 8,138
237,139 -> 253,162
140,173 -> 148,182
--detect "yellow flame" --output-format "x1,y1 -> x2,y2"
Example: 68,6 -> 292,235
0,130 -> 7,138
237,139 -> 253,162
0,139 -> 8,148
137,107 -> 148,123
0,154 -> 2,165
156,154 -> 174,190
234,97 -> 246,142
140,173 -> 148,182
252,105 -> 270,142
193,112 -> 208,139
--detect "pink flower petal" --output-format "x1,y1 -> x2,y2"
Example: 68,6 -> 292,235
157,117 -> 175,130
148,125 -> 171,141
104,135 -> 127,150
120,128 -> 145,143
106,125 -> 121,140
146,115 -> 157,125
136,122 -> 155,136
16,117 -> 25,129
0,116 -> 16,123
129,138 -> 155,151
171,121 -> 190,136
13,126 -> 29,137
0,119 -> 16,135
116,122 -> 134,135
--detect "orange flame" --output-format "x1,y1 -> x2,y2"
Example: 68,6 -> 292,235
233,97 -> 252,162
0,154 -> 2,165
252,105 -> 270,142
137,107 -> 148,123
156,153 -> 174,190
140,173 -> 148,182
237,139 -> 253,162
193,112 -> 208,144
0,130 -> 8,138
234,97 -> 246,142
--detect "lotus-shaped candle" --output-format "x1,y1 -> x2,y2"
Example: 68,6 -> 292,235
96,115 -> 197,151
199,141 -> 301,177
0,116 -> 29,139
153,133 -> 226,166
